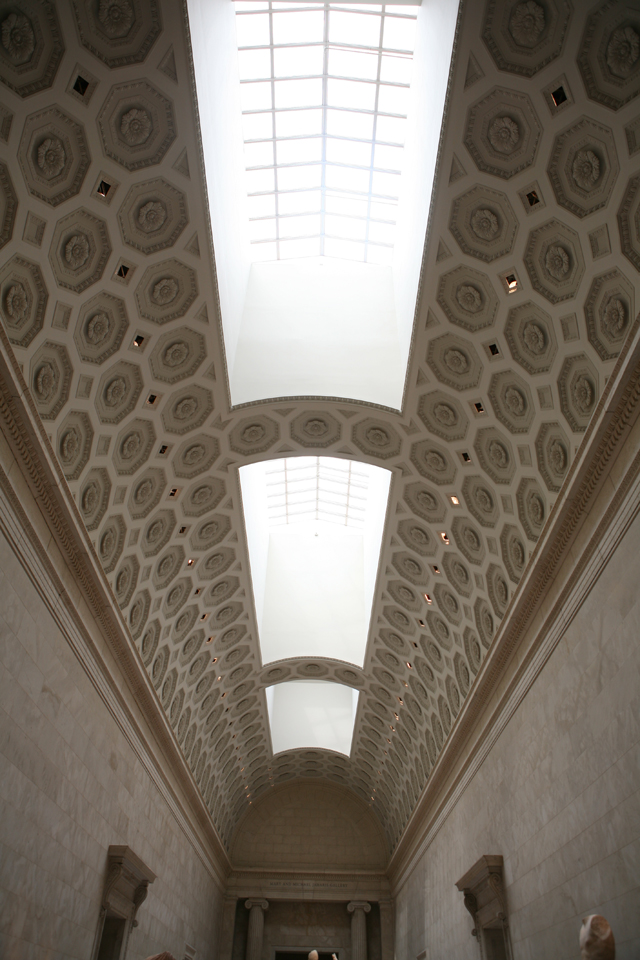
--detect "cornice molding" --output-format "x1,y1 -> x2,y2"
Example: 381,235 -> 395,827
389,316 -> 640,887
0,323 -> 231,886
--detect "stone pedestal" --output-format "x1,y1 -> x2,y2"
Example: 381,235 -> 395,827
347,901 -> 371,960
245,899 -> 269,960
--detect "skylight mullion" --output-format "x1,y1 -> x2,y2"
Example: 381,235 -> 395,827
320,2 -> 330,257
363,5 -> 384,263
268,3 -> 280,258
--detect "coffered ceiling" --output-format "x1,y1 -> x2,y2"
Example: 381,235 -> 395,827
0,0 -> 639,852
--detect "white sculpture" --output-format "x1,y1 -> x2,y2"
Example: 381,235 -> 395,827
580,915 -> 615,960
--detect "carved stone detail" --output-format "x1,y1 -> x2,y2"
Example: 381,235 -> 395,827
558,353 -> 599,432
290,409 -> 342,448
153,546 -> 184,591
398,519 -> 437,557
504,300 -> 557,375
474,597 -> 495,650
71,0 -> 161,68
183,477 -> 226,518
141,509 -> 176,558
113,554 -> 140,608
98,79 -> 176,170
427,333 -> 483,391
578,0 -> 640,111
500,523 -> 527,583
99,514 -> 126,573
19,106 -> 90,207
127,467 -> 166,520
129,589 -> 150,640
134,258 -> 198,324
442,552 -> 473,598
403,481 -> 446,523
392,552 -> 428,586
57,410 -> 93,480
488,369 -> 535,434
149,327 -> 206,384
189,515 -> 232,551
410,438 -> 457,485
0,159 -> 17,250
95,360 -> 143,425
464,85 -> 541,179
118,177 -> 188,255
437,264 -> 499,332
0,255 -> 48,347
462,475 -> 500,528
352,418 -> 402,460
29,340 -> 73,420
618,174 -> 640,272
79,468 -> 111,531
229,415 -> 280,455
49,208 -> 111,293
482,0 -> 572,77
198,547 -> 236,582
417,390 -> 469,441
452,516 -> 486,565
449,184 -> 518,262
486,562 -> 509,617
172,434 -> 219,479
161,385 -> 213,435
547,117 -> 619,218
74,292 -> 129,365
516,476 -> 547,541
523,218 -> 585,304
474,427 -> 516,484
535,421 -> 571,492
584,268 -> 635,361
0,0 -> 64,98
112,418 -> 155,475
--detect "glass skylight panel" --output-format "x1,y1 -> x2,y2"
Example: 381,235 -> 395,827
266,681 -> 359,755
239,457 -> 391,666
235,1 -> 417,262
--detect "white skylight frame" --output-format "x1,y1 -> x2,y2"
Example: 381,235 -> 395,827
235,1 -> 419,264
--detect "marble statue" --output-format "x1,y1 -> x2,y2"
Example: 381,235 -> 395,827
580,915 -> 615,960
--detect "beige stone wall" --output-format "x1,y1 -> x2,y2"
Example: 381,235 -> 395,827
231,781 -> 388,872
0,526 -> 225,960
393,509 -> 640,960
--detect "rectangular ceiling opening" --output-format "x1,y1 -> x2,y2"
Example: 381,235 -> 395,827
266,680 -> 359,755
239,456 -> 391,667
187,0 -> 459,407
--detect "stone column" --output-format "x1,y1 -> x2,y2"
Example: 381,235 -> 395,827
245,899 -> 268,960
347,901 -> 371,960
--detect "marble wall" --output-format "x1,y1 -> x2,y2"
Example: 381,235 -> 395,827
393,508 -> 640,960
230,781 -> 388,873
0,525 -> 225,960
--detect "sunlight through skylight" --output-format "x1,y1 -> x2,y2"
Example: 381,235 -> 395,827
239,457 -> 392,666
235,1 -> 418,263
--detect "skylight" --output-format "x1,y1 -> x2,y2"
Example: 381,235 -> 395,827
239,456 -> 391,666
187,0 -> 459,406
235,1 -> 418,264
266,680 -> 359,755
265,456 -> 368,526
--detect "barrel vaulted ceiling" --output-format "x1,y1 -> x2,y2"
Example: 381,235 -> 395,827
0,0 -> 639,850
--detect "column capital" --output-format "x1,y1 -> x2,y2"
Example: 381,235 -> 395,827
245,899 -> 269,911
347,901 -> 371,914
